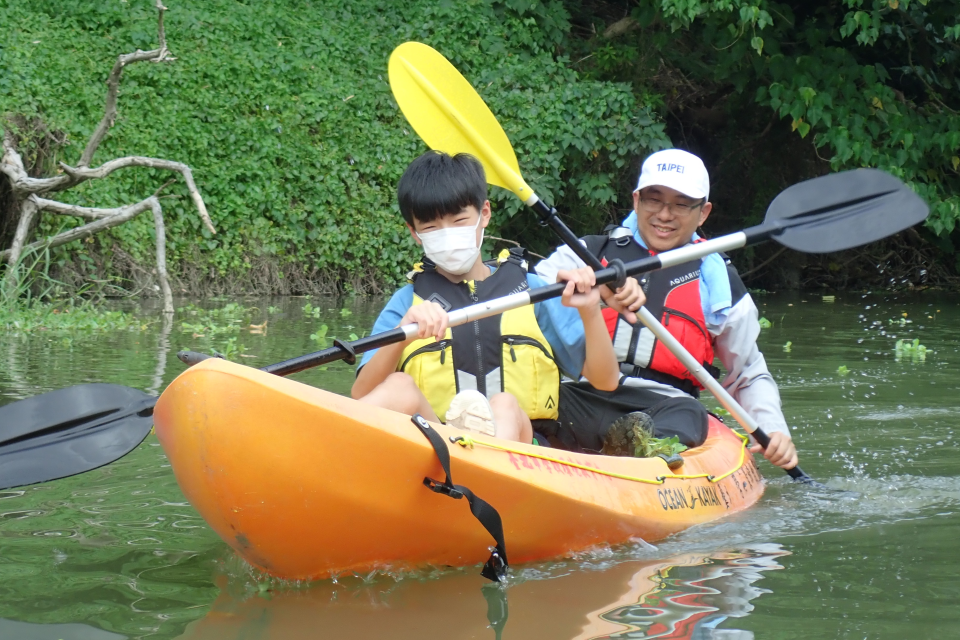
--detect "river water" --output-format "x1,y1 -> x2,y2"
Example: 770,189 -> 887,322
0,292 -> 957,639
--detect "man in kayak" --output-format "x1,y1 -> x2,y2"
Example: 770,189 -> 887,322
351,151 -> 642,445
536,149 -> 798,470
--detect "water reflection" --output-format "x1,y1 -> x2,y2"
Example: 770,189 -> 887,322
176,546 -> 787,640
1,293 -> 958,638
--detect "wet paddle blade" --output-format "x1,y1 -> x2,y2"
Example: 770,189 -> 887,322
388,42 -> 538,203
0,384 -> 155,490
764,168 -> 929,253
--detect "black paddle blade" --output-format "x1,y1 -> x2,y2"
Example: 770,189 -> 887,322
0,384 -> 156,490
764,168 -> 929,253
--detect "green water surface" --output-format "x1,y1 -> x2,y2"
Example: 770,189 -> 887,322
0,292 -> 957,639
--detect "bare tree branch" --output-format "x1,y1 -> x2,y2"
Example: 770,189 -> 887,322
61,157 -> 215,233
79,0 -> 174,167
1,198 -> 158,261
0,192 -> 176,313
5,198 -> 40,273
1,1 -> 209,311
603,16 -> 640,39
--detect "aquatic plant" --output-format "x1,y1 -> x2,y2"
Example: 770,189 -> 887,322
837,365 -> 850,376
216,337 -> 248,361
310,324 -> 330,346
895,338 -> 929,362
178,302 -> 253,337
783,341 -> 792,352
758,317 -> 773,329
0,249 -> 143,334
635,434 -> 687,459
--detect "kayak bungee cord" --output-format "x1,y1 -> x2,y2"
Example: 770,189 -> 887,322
449,431 -> 752,485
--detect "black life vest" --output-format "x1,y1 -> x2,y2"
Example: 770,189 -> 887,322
582,228 -> 720,396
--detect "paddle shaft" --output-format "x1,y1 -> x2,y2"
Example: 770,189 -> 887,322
256,230 -> 773,377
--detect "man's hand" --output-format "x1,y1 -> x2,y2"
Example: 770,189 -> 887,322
400,301 -> 449,342
557,267 -> 601,309
600,277 -> 646,323
749,431 -> 798,470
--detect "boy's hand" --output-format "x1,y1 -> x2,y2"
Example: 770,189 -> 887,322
400,301 -> 449,342
749,431 -> 798,470
557,267 -> 601,309
600,277 -> 645,324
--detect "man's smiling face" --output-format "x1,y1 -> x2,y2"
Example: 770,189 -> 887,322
632,185 -> 712,253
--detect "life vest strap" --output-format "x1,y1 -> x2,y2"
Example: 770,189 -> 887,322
410,414 -> 509,582
618,363 -> 720,398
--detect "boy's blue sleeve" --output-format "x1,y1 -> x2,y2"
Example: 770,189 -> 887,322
527,273 -> 586,378
357,285 -> 414,370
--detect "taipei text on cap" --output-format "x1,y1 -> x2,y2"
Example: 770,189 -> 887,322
634,149 -> 710,201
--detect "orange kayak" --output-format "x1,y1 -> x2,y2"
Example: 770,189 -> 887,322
154,359 -> 764,581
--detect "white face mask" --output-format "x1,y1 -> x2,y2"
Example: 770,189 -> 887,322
416,215 -> 483,275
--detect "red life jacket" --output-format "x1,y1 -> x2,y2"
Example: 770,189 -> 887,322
582,229 -> 720,396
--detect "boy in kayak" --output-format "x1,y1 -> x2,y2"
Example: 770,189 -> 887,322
351,151 -> 641,444
536,149 -> 798,470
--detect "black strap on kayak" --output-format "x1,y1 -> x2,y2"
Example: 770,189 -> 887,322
410,414 -> 508,582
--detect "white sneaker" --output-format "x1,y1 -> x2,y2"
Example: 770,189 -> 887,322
445,390 -> 497,437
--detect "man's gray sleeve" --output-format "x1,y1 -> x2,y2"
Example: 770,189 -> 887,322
534,242 -> 588,284
708,294 -> 791,437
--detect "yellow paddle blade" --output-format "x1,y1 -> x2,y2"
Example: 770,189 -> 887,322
388,41 -> 538,205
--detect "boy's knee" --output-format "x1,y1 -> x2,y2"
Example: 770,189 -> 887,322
383,372 -> 418,391
489,392 -> 522,415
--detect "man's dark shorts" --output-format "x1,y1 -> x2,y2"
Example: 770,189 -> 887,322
533,380 -> 709,453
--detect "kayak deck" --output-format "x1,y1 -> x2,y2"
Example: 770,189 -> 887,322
154,359 -> 764,580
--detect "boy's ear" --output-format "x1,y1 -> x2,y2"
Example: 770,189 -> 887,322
480,200 -> 492,227
407,224 -> 422,245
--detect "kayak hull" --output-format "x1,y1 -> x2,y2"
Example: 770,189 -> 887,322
154,359 -> 764,580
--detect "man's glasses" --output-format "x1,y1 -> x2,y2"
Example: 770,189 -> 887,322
638,196 -> 704,217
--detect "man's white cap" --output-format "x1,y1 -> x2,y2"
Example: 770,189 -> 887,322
634,149 -> 709,201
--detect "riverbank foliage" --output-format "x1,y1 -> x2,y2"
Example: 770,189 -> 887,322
1,0 -> 665,292
2,0 -> 958,293
563,0 -> 960,287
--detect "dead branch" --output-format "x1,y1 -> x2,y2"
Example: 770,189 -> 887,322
0,193 -> 175,313
80,0 -> 173,167
60,157 -> 214,233
603,16 -> 640,39
0,1 -> 214,313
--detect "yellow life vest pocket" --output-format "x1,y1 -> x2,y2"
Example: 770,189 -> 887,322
399,338 -> 457,420
501,335 -> 559,420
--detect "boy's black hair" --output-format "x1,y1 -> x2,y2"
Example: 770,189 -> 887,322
397,151 -> 487,227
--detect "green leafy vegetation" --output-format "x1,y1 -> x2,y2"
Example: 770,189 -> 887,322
0,298 -> 143,334
563,0 -> 960,288
176,302 -> 258,359
895,337 -> 929,361
635,433 -> 688,458
309,324 -> 330,345
1,0 -> 666,291
758,317 -> 773,329
0,252 -> 144,334
837,364 -> 850,375
178,302 -> 254,337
